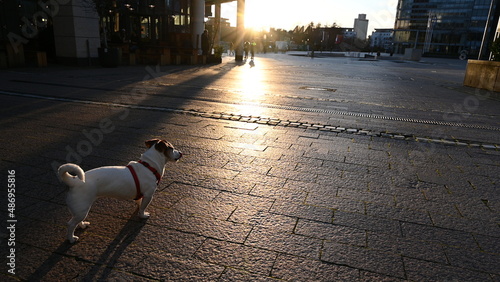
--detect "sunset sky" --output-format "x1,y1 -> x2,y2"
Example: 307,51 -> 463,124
219,0 -> 398,33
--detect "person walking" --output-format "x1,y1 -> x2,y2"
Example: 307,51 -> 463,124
201,30 -> 210,56
251,41 -> 256,59
244,42 -> 250,59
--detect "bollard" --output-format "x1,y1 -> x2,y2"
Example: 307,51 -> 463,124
36,51 -> 47,67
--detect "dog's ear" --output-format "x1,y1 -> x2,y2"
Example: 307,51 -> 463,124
156,140 -> 177,158
145,139 -> 160,148
154,140 -> 173,153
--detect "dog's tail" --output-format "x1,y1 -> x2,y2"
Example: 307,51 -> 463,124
58,163 -> 85,187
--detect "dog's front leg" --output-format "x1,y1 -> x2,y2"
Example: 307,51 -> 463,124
135,195 -> 153,218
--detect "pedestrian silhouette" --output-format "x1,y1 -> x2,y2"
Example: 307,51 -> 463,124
201,30 -> 209,55
244,42 -> 250,59
251,41 -> 256,59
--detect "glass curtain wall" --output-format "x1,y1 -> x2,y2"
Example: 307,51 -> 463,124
394,0 -> 498,57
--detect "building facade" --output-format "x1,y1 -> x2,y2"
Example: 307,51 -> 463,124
0,0 -> 240,67
370,28 -> 394,51
354,14 -> 369,40
393,0 -> 499,58
343,28 -> 357,39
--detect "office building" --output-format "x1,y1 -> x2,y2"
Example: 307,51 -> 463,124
354,14 -> 369,40
371,28 -> 394,51
393,0 -> 499,58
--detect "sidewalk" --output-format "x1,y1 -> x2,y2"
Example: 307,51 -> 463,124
0,54 -> 499,281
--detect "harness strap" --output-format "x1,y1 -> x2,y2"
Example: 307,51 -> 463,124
126,165 -> 143,200
126,161 -> 162,201
138,160 -> 162,184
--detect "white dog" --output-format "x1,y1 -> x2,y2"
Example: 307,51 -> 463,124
58,139 -> 182,243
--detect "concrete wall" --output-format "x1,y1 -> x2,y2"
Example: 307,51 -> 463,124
464,60 -> 500,92
53,0 -> 100,65
403,48 -> 422,61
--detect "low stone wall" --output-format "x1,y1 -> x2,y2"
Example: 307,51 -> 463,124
464,59 -> 500,92
403,48 -> 422,61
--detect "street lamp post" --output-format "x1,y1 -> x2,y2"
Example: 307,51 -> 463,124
478,0 -> 496,60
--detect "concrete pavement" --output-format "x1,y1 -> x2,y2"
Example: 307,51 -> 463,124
0,53 -> 499,281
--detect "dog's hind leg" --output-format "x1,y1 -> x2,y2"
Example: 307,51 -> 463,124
67,214 -> 88,243
66,199 -> 93,243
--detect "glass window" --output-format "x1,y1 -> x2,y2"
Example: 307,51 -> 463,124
141,17 -> 150,39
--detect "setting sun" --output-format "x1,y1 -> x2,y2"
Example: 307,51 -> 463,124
220,0 -> 314,31
244,1 -> 309,30
229,0 -> 342,31
221,0 -> 397,34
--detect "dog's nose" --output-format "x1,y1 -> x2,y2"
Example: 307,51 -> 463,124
176,152 -> 183,161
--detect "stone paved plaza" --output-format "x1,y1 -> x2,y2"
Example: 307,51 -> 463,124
0,53 -> 499,281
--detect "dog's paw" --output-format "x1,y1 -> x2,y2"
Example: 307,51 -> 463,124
68,235 -> 79,243
138,212 -> 150,219
78,221 -> 90,229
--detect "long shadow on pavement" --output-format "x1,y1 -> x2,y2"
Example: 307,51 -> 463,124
0,61 -> 241,280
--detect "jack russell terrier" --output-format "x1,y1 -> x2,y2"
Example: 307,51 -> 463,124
58,139 -> 182,243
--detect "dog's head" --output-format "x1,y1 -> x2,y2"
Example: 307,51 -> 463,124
145,139 -> 182,162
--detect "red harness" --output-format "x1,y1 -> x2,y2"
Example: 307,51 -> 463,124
126,160 -> 162,200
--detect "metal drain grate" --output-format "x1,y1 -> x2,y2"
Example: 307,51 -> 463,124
299,86 -> 337,92
13,79 -> 490,130
237,102 -> 500,132
1,90 -> 498,150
